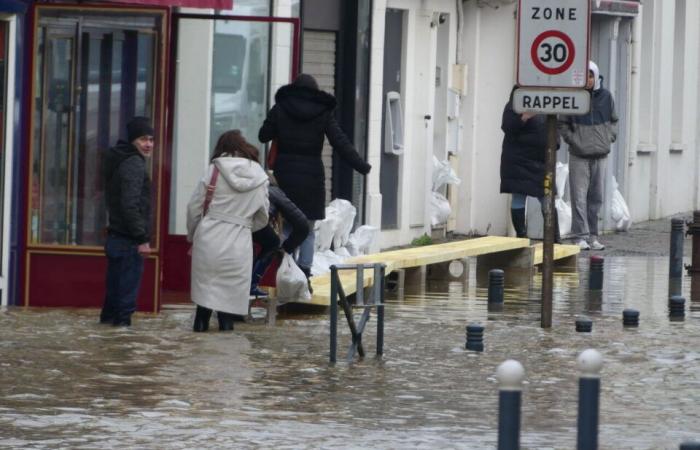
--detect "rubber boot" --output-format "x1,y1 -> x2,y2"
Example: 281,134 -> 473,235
510,208 -> 527,238
193,305 -> 212,332
553,207 -> 561,244
300,266 -> 314,295
218,312 -> 235,331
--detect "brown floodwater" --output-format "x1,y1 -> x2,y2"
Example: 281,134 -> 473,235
1,256 -> 699,449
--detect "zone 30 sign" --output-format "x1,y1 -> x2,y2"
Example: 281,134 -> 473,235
517,0 -> 590,88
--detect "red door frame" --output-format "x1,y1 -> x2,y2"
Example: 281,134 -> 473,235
160,12 -> 300,302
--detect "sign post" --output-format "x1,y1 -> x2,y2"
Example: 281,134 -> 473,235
516,0 -> 591,328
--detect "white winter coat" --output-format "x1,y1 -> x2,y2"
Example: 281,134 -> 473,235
187,157 -> 269,315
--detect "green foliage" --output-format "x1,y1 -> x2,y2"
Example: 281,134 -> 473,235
411,233 -> 433,246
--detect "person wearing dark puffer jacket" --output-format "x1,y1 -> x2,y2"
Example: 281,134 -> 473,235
100,117 -> 154,327
500,86 -> 560,241
258,73 -> 371,280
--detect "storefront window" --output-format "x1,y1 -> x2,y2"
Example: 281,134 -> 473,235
30,9 -> 162,246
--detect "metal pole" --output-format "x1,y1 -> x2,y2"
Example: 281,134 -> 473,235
541,114 -> 557,328
670,218 -> 685,279
577,349 -> 603,450
496,360 -> 524,450
376,264 -> 385,356
330,265 -> 338,364
356,264 -> 364,305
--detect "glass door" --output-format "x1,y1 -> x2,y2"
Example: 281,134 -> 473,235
162,13 -> 299,300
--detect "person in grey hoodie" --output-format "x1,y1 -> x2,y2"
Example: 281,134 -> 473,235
559,61 -> 618,250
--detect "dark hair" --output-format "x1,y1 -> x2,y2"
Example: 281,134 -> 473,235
211,130 -> 260,163
293,73 -> 319,90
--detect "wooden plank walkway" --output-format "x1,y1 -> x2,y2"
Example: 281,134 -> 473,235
299,236 -> 579,306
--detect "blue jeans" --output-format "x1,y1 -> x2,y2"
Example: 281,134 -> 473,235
283,220 -> 315,272
511,193 -> 543,209
101,234 -> 144,325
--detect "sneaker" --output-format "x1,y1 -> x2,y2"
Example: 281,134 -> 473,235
250,286 -> 269,297
590,239 -> 605,251
576,239 -> 591,250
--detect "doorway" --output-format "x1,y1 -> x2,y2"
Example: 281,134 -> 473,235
0,17 -> 14,306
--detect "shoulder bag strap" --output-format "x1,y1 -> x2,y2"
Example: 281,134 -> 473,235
202,166 -> 220,216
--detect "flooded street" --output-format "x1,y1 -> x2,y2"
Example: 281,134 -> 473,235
1,255 -> 699,449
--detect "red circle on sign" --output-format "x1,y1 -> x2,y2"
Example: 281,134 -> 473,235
530,30 -> 576,75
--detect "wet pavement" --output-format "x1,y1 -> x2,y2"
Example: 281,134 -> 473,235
2,217 -> 700,449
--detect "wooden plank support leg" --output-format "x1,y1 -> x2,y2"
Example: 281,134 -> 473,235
426,258 -> 468,281
476,247 -> 535,276
554,254 -> 578,272
404,266 -> 426,293
266,298 -> 277,327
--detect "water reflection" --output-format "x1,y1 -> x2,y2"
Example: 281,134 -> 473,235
1,256 -> 699,448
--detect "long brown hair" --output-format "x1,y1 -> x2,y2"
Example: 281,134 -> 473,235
211,130 -> 260,163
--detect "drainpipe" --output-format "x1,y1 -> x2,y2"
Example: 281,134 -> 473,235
626,3 -> 643,191
456,0 -> 464,64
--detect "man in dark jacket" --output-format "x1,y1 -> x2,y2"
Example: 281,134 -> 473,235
100,117 -> 154,326
559,61 -> 618,251
258,74 -> 371,278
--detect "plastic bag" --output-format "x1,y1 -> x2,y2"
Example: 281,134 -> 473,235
555,162 -> 569,199
347,225 -> 379,256
432,155 -> 461,191
555,197 -> 572,237
431,191 -> 451,226
328,199 -> 356,249
276,253 -> 311,302
610,176 -> 631,231
311,249 -> 344,276
314,217 -> 336,252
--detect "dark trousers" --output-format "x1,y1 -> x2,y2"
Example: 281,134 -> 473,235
101,234 -> 144,325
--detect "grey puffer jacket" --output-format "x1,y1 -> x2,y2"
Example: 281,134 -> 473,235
103,141 -> 151,244
558,88 -> 618,159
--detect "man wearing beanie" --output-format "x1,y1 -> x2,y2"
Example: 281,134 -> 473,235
559,61 -> 618,251
100,116 -> 154,326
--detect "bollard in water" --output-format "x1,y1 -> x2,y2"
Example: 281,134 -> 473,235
576,318 -> 593,332
465,324 -> 484,352
496,360 -> 524,450
488,269 -> 505,304
680,442 -> 700,450
622,309 -> 639,327
577,349 -> 603,450
669,295 -> 686,318
670,219 -> 685,279
589,256 -> 604,290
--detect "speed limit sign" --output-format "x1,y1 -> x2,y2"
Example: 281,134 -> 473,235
517,0 -> 590,88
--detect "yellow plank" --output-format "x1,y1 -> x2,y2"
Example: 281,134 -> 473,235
532,243 -> 580,265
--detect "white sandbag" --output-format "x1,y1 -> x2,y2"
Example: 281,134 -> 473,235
311,249 -> 345,276
328,199 -> 356,249
276,253 -> 311,302
610,177 -> 632,232
555,197 -> 572,237
431,191 -> 451,226
555,162 -> 569,199
347,225 -> 378,256
334,246 -> 351,259
314,217 -> 336,252
432,155 -> 461,191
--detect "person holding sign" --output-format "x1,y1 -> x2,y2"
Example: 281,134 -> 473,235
558,61 -> 618,251
500,86 -> 560,241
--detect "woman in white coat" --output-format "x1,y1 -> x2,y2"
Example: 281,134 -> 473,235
187,130 -> 269,332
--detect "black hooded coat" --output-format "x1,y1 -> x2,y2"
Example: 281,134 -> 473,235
500,89 -> 556,198
258,83 -> 371,220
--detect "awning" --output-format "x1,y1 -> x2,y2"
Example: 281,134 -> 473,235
592,0 -> 640,16
103,0 -> 233,9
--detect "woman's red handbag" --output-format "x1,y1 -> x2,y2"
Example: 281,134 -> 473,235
258,252 -> 282,288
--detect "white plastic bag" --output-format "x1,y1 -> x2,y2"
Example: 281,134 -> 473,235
610,177 -> 631,231
347,225 -> 379,256
276,253 -> 311,302
555,162 -> 569,199
432,155 -> 461,191
328,199 -> 356,249
555,197 -> 572,237
311,249 -> 344,276
431,191 -> 451,226
314,217 -> 336,252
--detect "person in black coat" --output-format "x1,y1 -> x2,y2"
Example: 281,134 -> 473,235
500,86 -> 560,240
258,73 -> 371,277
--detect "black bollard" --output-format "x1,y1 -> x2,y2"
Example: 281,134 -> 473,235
622,309 -> 639,327
465,324 -> 484,352
680,442 -> 700,450
488,269 -> 505,304
577,349 -> 603,450
576,318 -> 593,332
589,256 -> 604,290
669,295 -> 686,318
496,360 -> 524,450
670,219 -> 685,279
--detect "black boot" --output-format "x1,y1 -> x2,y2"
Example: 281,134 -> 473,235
510,208 -> 527,238
553,207 -> 562,244
300,266 -> 314,295
218,312 -> 235,331
193,305 -> 212,332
